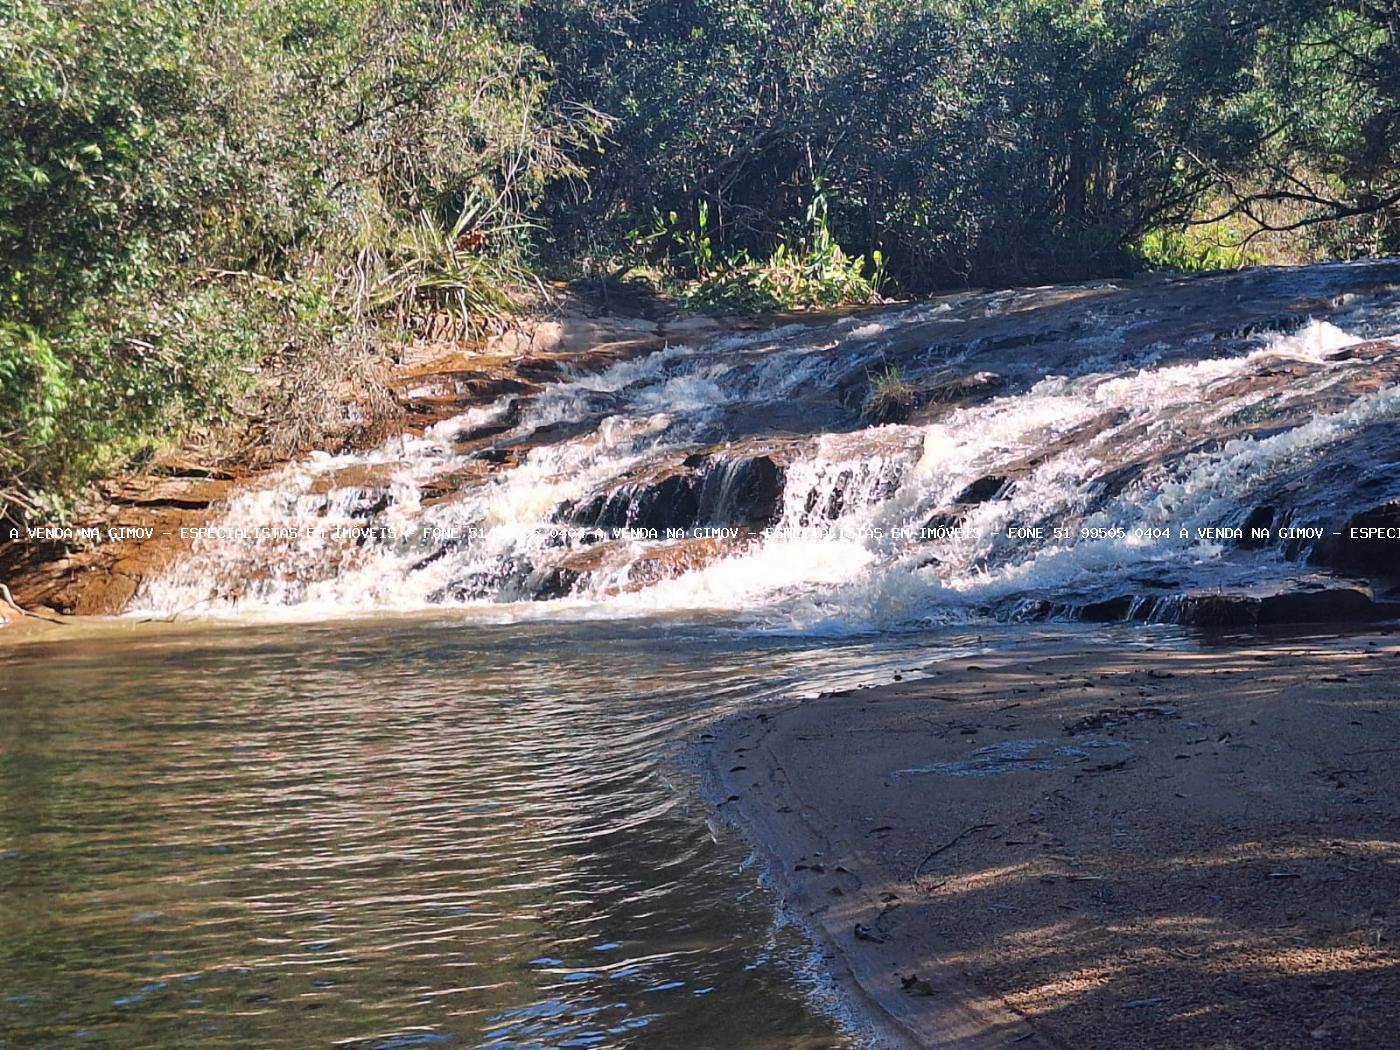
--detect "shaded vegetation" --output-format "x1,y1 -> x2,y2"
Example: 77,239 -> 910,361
0,0 -> 593,521
3,0 -> 1399,521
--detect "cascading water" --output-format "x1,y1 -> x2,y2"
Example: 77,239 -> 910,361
136,260 -> 1400,629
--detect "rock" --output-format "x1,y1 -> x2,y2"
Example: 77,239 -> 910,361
1258,587 -> 1400,625
533,536 -> 734,598
68,573 -> 139,617
1077,595 -> 1138,623
1168,587 -> 1400,628
954,475 -> 1010,505
922,369 -> 1004,404
1308,501 -> 1400,579
1237,505 -> 1276,548
485,314 -> 660,358
527,566 -> 581,601
696,455 -> 784,529
566,451 -> 786,532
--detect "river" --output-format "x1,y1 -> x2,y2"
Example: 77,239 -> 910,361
0,614 -> 1017,1049
6,260 -> 1400,1047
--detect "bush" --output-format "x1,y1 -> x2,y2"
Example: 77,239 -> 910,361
682,190 -> 884,312
519,0 -> 1280,289
0,0 -> 590,524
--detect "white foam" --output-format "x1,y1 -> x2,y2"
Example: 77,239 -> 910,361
134,317 -> 1396,629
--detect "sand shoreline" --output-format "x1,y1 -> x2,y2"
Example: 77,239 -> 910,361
707,631 -> 1400,1049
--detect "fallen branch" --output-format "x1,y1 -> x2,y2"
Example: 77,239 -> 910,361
0,583 -> 66,625
912,822 -> 997,887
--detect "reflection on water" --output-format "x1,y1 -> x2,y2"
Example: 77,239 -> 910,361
0,616 -> 981,1049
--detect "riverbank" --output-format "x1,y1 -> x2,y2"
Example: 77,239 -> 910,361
0,299 -> 740,618
709,631 -> 1400,1049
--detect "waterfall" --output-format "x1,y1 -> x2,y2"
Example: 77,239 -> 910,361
135,261 -> 1400,629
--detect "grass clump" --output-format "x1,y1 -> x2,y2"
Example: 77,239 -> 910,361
862,363 -> 917,424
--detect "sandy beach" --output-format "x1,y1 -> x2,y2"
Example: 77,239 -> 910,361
708,631 -> 1400,1049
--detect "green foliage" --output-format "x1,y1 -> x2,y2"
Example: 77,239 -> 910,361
518,0 -> 1274,287
1138,218 -> 1267,274
5,0 -> 1399,524
681,189 -> 885,312
371,200 -> 535,337
515,0 -> 1398,288
0,0 -> 589,523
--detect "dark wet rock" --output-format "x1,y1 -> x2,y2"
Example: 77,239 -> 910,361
929,370 -> 1004,403
711,400 -> 852,441
805,469 -> 855,521
975,330 -> 1065,353
904,371 -> 1005,425
527,566 -> 582,601
344,489 -> 392,521
471,447 -> 519,466
565,452 -> 787,532
920,511 -> 967,533
1237,506 -> 1277,548
1173,587 -> 1400,627
696,454 -> 784,529
1072,584 -> 1400,627
572,471 -> 702,532
955,475 -> 1011,505
1308,501 -> 1400,579
1077,595 -> 1139,623
409,545 -> 455,573
1257,587 -> 1400,624
1126,572 -> 1180,589
1011,598 -> 1057,621
494,417 -> 603,456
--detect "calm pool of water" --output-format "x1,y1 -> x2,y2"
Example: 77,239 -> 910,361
0,615 -> 991,1049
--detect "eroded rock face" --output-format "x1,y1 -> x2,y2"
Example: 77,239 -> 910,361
1068,584 -> 1400,628
0,465 -> 242,617
539,535 -> 736,599
1257,587 -> 1400,624
1,316 -> 680,617
954,475 -> 1011,505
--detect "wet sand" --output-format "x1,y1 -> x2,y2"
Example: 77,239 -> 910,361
708,633 -> 1400,1049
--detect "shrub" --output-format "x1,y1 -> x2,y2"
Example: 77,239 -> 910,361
683,189 -> 885,312
0,0 -> 591,524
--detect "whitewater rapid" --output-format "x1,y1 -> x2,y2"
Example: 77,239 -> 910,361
135,262 -> 1400,629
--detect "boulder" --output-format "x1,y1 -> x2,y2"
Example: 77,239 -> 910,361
1308,502 -> 1400,579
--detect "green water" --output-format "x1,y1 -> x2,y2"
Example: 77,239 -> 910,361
0,616 -> 977,1049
